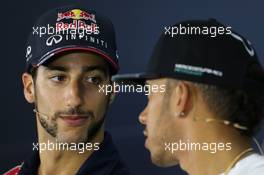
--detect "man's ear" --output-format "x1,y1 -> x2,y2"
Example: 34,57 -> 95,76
22,73 -> 35,103
170,81 -> 189,117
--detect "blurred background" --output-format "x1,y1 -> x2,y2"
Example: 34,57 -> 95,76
1,0 -> 264,174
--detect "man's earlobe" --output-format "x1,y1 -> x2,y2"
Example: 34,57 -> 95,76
22,73 -> 35,103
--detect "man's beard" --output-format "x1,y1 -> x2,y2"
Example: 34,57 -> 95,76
34,87 -> 109,144
37,107 -> 106,143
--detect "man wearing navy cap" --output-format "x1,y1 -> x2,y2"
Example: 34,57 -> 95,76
4,5 -> 129,175
113,19 -> 264,175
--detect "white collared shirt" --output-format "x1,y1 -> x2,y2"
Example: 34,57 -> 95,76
220,153 -> 264,175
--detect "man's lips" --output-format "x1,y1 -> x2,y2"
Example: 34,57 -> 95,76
143,130 -> 148,137
59,115 -> 89,126
143,130 -> 149,148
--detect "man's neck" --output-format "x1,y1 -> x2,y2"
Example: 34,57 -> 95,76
37,130 -> 104,175
178,126 -> 252,175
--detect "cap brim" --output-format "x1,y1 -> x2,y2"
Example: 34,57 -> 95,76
112,72 -> 160,85
34,46 -> 119,73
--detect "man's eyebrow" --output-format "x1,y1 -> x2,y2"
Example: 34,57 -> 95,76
44,66 -> 68,72
44,65 -> 108,76
82,65 -> 108,76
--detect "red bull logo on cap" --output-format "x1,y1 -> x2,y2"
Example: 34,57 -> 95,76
57,9 -> 96,23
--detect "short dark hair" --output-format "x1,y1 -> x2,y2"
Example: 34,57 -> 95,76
166,63 -> 264,136
195,63 -> 264,136
29,67 -> 38,83
196,83 -> 264,136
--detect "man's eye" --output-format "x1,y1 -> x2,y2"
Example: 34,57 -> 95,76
50,75 -> 66,82
85,77 -> 102,85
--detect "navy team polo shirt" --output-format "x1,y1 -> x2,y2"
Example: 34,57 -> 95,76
17,132 -> 130,175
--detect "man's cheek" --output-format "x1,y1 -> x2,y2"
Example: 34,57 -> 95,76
38,87 -> 58,101
91,101 -> 106,118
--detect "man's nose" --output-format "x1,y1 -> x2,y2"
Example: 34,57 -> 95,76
139,106 -> 147,125
65,80 -> 83,108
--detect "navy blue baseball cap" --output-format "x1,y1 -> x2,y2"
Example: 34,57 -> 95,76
112,19 -> 264,89
25,5 -> 119,74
